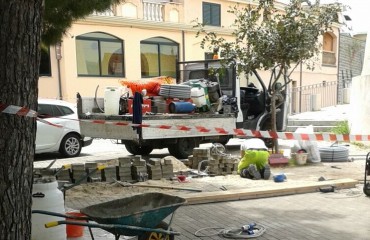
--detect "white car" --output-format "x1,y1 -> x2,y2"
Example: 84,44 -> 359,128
35,99 -> 92,157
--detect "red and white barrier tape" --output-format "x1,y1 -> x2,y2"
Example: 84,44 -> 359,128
82,119 -> 370,142
0,103 -> 62,128
0,103 -> 37,117
1,102 -> 369,141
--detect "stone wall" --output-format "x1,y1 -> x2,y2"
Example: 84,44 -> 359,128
339,34 -> 366,79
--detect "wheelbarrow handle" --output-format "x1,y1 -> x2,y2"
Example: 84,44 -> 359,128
32,210 -> 89,221
45,220 -> 181,236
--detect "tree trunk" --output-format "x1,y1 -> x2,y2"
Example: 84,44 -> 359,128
271,91 -> 279,153
0,1 -> 43,239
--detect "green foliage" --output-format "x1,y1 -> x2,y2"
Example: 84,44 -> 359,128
42,0 -> 125,45
195,0 -> 341,81
331,121 -> 350,135
195,0 -> 342,151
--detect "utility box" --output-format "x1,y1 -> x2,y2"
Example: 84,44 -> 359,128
343,88 -> 351,104
311,94 -> 321,111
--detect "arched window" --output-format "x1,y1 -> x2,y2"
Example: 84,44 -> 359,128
322,32 -> 337,66
140,37 -> 178,78
323,33 -> 334,52
76,32 -> 124,77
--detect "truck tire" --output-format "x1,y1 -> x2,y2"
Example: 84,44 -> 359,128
125,142 -> 153,155
168,138 -> 199,159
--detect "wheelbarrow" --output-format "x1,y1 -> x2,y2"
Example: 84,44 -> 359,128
364,152 -> 370,197
32,192 -> 186,240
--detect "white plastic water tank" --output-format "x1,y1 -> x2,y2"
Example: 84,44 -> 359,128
32,177 -> 66,240
191,87 -> 206,108
104,86 -> 121,115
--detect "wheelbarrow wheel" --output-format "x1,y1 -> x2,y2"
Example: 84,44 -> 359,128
138,221 -> 174,240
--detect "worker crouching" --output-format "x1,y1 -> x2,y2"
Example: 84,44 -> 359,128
238,138 -> 271,180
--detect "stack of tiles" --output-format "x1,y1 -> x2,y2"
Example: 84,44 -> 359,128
85,161 -> 101,182
131,156 -> 148,181
208,151 -> 239,175
161,157 -> 174,179
98,159 -> 118,182
71,163 -> 87,183
56,168 -> 71,182
118,156 -> 133,182
147,158 -> 162,180
189,147 -> 211,169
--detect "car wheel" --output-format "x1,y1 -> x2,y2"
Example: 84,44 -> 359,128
59,133 -> 82,158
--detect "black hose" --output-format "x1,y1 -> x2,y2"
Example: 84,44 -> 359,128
95,85 -> 104,113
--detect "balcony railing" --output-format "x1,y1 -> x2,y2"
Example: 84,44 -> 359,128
143,1 -> 164,21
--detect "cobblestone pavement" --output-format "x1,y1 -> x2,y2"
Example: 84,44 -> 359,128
65,184 -> 370,240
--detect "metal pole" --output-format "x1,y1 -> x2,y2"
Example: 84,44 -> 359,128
299,61 -> 302,113
55,42 -> 63,100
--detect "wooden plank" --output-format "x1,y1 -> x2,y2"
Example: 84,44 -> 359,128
182,178 -> 358,205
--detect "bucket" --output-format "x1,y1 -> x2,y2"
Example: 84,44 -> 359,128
104,86 -> 122,115
169,102 -> 195,113
66,212 -> 87,238
293,153 -> 308,165
32,177 -> 66,240
190,87 -> 207,108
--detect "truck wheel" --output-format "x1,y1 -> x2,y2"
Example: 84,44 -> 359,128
59,133 -> 82,158
168,138 -> 199,159
125,142 -> 153,155
138,221 -> 174,240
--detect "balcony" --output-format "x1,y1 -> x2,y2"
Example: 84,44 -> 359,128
143,1 -> 164,21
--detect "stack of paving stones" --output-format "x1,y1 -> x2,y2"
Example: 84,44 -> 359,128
85,161 -> 101,182
131,155 -> 148,181
189,147 -> 239,175
56,168 -> 71,182
93,159 -> 118,182
147,158 -> 163,180
118,156 -> 133,182
188,147 -> 211,169
161,157 -> 174,179
71,163 -> 87,183
208,154 -> 239,175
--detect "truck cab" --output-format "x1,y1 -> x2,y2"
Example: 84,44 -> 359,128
178,59 -> 289,140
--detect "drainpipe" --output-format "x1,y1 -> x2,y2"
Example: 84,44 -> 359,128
182,30 -> 185,61
55,42 -> 63,100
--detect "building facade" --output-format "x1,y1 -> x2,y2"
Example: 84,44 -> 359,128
38,0 -> 340,103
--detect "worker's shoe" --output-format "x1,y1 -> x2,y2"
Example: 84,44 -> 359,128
248,164 -> 261,180
240,168 -> 252,179
263,164 -> 271,180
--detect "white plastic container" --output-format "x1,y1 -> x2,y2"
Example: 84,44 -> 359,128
104,86 -> 121,115
32,177 -> 66,240
191,87 -> 206,108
